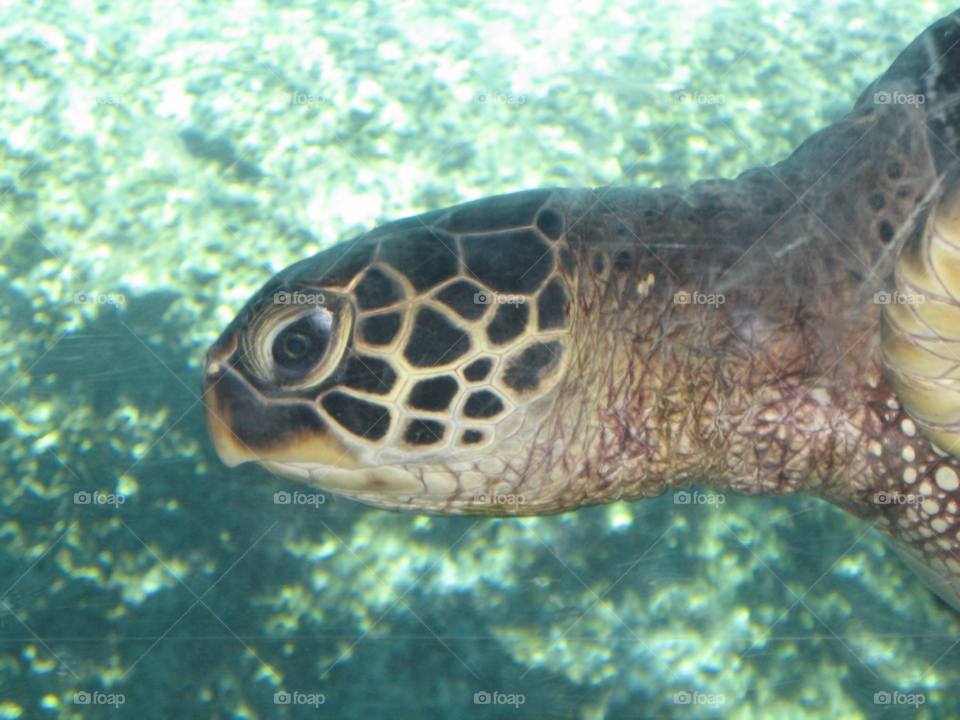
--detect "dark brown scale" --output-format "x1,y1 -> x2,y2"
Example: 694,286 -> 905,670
463,390 -> 505,419
354,267 -> 404,309
378,227 -> 459,291
463,358 -> 493,382
486,303 -> 528,345
537,279 -> 568,331
358,313 -> 402,346
593,253 -> 606,276
461,429 -> 483,444
879,219 -> 896,243
440,189 -> 553,234
404,308 -> 471,367
462,229 -> 554,294
536,208 -> 564,240
868,193 -> 886,211
321,392 -> 390,440
404,418 -> 445,445
407,376 -> 459,411
340,356 -> 397,395
502,341 -> 562,392
434,280 -> 489,320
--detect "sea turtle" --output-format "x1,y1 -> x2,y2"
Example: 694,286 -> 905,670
204,11 -> 960,611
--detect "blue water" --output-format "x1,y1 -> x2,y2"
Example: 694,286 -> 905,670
1,0 -> 959,717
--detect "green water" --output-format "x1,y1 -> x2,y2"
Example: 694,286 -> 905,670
1,0 -> 959,717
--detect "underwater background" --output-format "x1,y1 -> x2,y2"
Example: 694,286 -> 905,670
1,0 -> 960,717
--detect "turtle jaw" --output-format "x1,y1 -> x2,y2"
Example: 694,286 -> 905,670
259,460 -> 427,496
201,338 -> 361,471
202,326 -> 444,499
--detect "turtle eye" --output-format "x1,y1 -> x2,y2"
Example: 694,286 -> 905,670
271,311 -> 333,374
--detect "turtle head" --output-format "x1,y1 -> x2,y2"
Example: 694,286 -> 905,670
203,190 -> 576,511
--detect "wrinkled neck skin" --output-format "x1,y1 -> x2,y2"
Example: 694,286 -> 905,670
538,95 -> 960,528
574,248 -> 885,505
571,216 -> 901,508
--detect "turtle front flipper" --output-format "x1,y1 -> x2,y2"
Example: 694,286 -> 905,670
864,11 -> 960,613
882,173 -> 960,459
878,171 -> 960,613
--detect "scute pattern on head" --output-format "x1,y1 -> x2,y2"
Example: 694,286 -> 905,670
335,190 -> 572,458
208,189 -> 576,495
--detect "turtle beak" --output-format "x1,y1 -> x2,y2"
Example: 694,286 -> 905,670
202,331 -> 261,468
201,331 -> 356,470
201,327 -> 430,499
